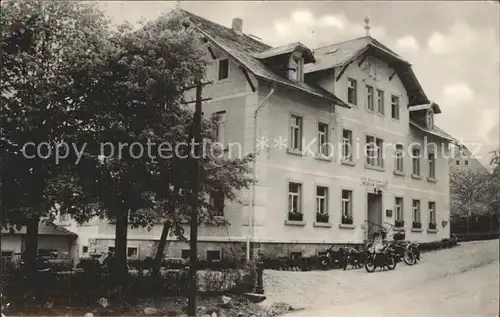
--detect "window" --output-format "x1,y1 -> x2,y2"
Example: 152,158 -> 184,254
391,95 -> 400,119
288,182 -> 302,221
59,211 -> 70,222
288,56 -> 304,82
341,190 -> 353,221
366,85 -> 374,111
342,129 -> 353,162
429,202 -> 436,224
366,135 -> 384,168
456,160 -> 460,165
214,111 -> 227,145
395,144 -> 404,173
82,246 -> 89,254
316,186 -> 328,218
347,78 -> 357,105
290,252 -> 302,259
412,147 -> 421,176
289,115 -> 303,151
428,152 -> 436,179
465,160 -> 469,166
181,249 -> 190,260
206,250 -> 221,262
395,197 -> 404,221
218,58 -> 229,81
376,89 -> 384,114
412,199 -> 421,223
317,123 -> 329,156
426,109 -> 434,129
210,189 -> 225,217
127,247 -> 138,258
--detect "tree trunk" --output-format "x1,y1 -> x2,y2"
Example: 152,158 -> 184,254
114,209 -> 129,284
152,222 -> 171,276
25,216 -> 39,277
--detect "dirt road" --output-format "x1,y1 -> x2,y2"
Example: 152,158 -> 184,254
262,240 -> 499,317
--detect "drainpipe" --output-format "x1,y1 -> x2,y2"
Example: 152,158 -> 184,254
247,83 -> 275,261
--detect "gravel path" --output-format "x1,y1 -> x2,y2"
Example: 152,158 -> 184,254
262,240 -> 500,311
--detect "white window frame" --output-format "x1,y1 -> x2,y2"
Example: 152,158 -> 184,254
289,114 -> 303,151
214,111 -> 227,145
316,186 -> 328,216
412,147 -> 421,176
366,85 -> 374,111
376,89 -> 384,114
395,197 -> 404,221
342,129 -> 353,162
341,189 -> 353,219
395,144 -> 404,173
428,201 -> 436,224
347,78 -> 357,105
428,152 -> 436,179
391,95 -> 400,119
217,58 -> 229,81
317,122 -> 329,156
366,135 -> 384,168
412,199 -> 421,223
288,182 -> 302,215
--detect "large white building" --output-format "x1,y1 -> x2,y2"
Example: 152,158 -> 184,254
43,11 -> 457,262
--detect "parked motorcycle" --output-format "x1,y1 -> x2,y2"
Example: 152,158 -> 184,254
408,242 -> 421,262
364,243 -> 397,272
386,241 -> 416,266
340,246 -> 365,270
319,247 -> 346,270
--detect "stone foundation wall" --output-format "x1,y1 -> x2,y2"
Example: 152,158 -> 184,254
89,239 -> 361,261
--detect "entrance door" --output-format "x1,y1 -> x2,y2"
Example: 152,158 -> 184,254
367,192 -> 383,240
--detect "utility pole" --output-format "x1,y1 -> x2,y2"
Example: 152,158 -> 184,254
188,79 -> 203,317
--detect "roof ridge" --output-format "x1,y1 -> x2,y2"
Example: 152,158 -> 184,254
180,9 -> 272,49
313,36 -> 370,51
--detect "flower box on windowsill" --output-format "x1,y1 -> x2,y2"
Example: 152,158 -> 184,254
395,220 -> 405,227
288,212 -> 303,222
412,221 -> 422,229
341,215 -> 353,225
428,222 -> 437,230
316,213 -> 329,223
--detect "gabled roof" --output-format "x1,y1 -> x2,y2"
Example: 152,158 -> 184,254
305,36 -> 430,106
2,221 -> 78,237
181,10 -> 349,107
252,42 -> 315,63
410,120 -> 459,144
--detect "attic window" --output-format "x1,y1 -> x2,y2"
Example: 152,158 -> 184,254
218,58 -> 229,81
289,55 -> 304,82
426,109 -> 434,129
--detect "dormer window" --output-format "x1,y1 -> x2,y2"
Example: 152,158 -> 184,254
289,53 -> 304,82
426,109 -> 434,129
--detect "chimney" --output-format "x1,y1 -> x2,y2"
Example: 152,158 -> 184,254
232,18 -> 243,34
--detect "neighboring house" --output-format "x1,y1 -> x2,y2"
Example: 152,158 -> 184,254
449,145 -> 491,175
54,10 -> 457,261
1,221 -> 78,265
